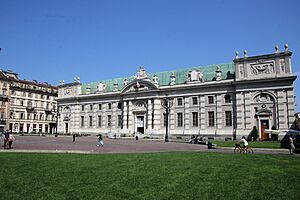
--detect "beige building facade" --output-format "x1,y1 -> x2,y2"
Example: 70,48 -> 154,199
0,70 -> 58,133
57,46 -> 297,140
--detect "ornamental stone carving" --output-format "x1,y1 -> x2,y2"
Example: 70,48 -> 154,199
250,62 -> 274,75
133,101 -> 147,112
254,93 -> 274,103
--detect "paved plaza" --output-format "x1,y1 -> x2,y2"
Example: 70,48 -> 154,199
0,135 -> 298,156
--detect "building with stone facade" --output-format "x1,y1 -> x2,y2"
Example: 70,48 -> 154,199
57,46 -> 297,140
0,70 -> 58,133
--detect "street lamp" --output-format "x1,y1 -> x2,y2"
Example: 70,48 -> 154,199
161,94 -> 173,142
54,105 -> 60,136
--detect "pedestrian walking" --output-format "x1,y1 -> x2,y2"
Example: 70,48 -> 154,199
289,136 -> 295,155
8,133 -> 15,149
97,134 -> 104,147
73,134 -> 76,142
3,130 -> 10,149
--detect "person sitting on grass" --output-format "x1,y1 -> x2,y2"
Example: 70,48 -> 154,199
240,136 -> 248,152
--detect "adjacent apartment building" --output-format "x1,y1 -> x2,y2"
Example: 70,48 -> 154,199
57,46 -> 297,140
0,70 -> 58,133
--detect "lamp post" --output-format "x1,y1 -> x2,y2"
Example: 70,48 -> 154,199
54,105 -> 60,136
161,94 -> 173,142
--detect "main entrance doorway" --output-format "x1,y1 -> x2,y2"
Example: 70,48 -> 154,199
260,119 -> 269,141
65,123 -> 69,134
136,116 -> 145,134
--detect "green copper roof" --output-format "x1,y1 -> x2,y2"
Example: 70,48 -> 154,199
81,63 -> 235,94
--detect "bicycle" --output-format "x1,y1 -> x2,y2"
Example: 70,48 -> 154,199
234,143 -> 254,154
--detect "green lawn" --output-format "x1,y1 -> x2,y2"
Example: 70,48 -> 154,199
0,152 -> 299,200
213,140 -> 281,149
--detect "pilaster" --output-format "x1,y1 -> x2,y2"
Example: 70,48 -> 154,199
153,98 -> 161,130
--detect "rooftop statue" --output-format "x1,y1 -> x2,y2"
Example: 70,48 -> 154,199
97,82 -> 107,93
136,66 -> 148,79
170,72 -> 176,85
113,80 -> 119,91
215,66 -> 222,81
123,79 -> 129,86
187,70 -> 204,82
153,74 -> 159,84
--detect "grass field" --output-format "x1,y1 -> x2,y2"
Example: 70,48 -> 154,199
213,140 -> 281,149
1,152 -> 299,200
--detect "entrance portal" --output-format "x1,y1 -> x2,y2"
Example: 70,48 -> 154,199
136,116 -> 145,134
65,123 -> 69,134
260,119 -> 269,141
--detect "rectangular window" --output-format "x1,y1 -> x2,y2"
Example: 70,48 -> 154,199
225,111 -> 232,126
208,111 -> 215,126
208,96 -> 214,104
225,95 -> 231,103
192,97 -> 198,105
90,104 -> 93,111
118,115 -> 122,127
1,112 -> 5,119
89,116 -> 93,127
108,103 -> 112,110
20,113 -> 24,119
107,115 -> 112,127
98,115 -> 102,127
81,116 -> 84,127
177,98 -> 183,106
192,112 -> 198,127
81,105 -> 85,111
177,113 -> 183,127
99,104 -> 102,110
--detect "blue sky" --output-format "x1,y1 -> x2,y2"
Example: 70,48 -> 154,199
0,0 -> 299,111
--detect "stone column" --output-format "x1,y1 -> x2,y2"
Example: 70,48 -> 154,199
286,89 -> 295,128
184,97 -> 190,134
112,102 -> 117,129
147,99 -> 153,131
123,101 -> 128,130
277,90 -> 287,129
128,101 -> 133,132
216,94 -> 223,132
153,98 -> 161,131
236,92 -> 244,129
244,92 -> 251,130
199,95 -> 206,131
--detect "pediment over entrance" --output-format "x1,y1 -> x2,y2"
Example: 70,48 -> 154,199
121,79 -> 159,94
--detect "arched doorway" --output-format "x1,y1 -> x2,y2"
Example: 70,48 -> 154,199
253,92 -> 276,141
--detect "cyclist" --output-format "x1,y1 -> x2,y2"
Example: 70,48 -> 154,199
240,136 -> 249,152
